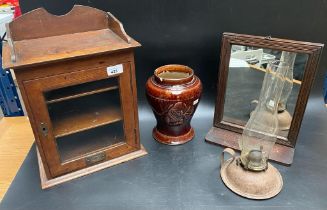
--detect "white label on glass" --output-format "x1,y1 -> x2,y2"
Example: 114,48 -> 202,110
268,100 -> 275,107
107,64 -> 123,76
193,99 -> 199,105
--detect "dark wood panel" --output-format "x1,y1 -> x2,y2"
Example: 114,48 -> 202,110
8,6 -> 108,41
13,51 -> 133,79
3,29 -> 140,69
2,5 -> 141,69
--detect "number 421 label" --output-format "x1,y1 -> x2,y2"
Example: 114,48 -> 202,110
107,64 -> 123,76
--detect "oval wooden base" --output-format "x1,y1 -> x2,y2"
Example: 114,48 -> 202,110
152,127 -> 195,145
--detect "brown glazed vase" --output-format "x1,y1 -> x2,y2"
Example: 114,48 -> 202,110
145,64 -> 202,145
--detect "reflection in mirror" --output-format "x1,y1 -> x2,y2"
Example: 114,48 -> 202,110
223,45 -> 308,139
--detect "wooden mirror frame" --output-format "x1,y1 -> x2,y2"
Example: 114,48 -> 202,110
205,32 -> 323,165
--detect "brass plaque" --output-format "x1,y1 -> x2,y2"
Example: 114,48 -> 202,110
85,152 -> 106,166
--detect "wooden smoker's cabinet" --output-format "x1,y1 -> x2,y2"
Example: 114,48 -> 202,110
2,6 -> 147,188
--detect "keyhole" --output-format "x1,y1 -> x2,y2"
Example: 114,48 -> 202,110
40,123 -> 48,136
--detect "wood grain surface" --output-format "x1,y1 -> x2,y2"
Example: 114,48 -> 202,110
0,117 -> 34,201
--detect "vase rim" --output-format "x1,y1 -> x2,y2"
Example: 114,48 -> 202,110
154,64 -> 194,85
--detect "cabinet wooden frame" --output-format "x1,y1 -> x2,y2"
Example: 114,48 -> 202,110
205,32 -> 323,165
2,5 -> 147,188
23,60 -> 140,177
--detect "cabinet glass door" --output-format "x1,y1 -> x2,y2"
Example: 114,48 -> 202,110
44,78 -> 124,163
23,63 -> 139,177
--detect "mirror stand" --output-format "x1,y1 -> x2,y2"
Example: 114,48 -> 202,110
206,33 -> 323,165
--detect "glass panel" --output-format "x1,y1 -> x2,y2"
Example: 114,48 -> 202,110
56,122 -> 124,162
44,77 -> 125,162
223,45 -> 308,140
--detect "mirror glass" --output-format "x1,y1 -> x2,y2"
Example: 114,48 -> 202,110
223,45 -> 309,140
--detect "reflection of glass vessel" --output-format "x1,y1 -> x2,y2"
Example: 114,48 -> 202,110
278,52 -> 296,130
240,60 -> 289,171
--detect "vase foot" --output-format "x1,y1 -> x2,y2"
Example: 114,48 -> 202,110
152,127 -> 195,145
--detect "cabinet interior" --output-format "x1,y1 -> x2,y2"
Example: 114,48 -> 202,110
45,78 -> 125,162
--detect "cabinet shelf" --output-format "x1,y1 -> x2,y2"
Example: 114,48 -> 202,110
52,104 -> 122,138
48,89 -> 123,138
46,79 -> 119,104
57,121 -> 125,162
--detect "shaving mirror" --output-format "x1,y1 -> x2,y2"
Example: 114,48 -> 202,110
206,33 -> 323,164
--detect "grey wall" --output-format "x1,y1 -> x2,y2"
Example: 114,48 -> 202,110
20,0 -> 327,103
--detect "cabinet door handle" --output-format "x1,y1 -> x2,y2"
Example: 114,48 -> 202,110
39,122 -> 48,137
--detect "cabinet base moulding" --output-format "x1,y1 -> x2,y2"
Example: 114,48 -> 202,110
36,145 -> 147,189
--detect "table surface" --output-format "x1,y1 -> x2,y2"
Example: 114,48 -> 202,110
1,96 -> 327,210
0,117 -> 34,201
